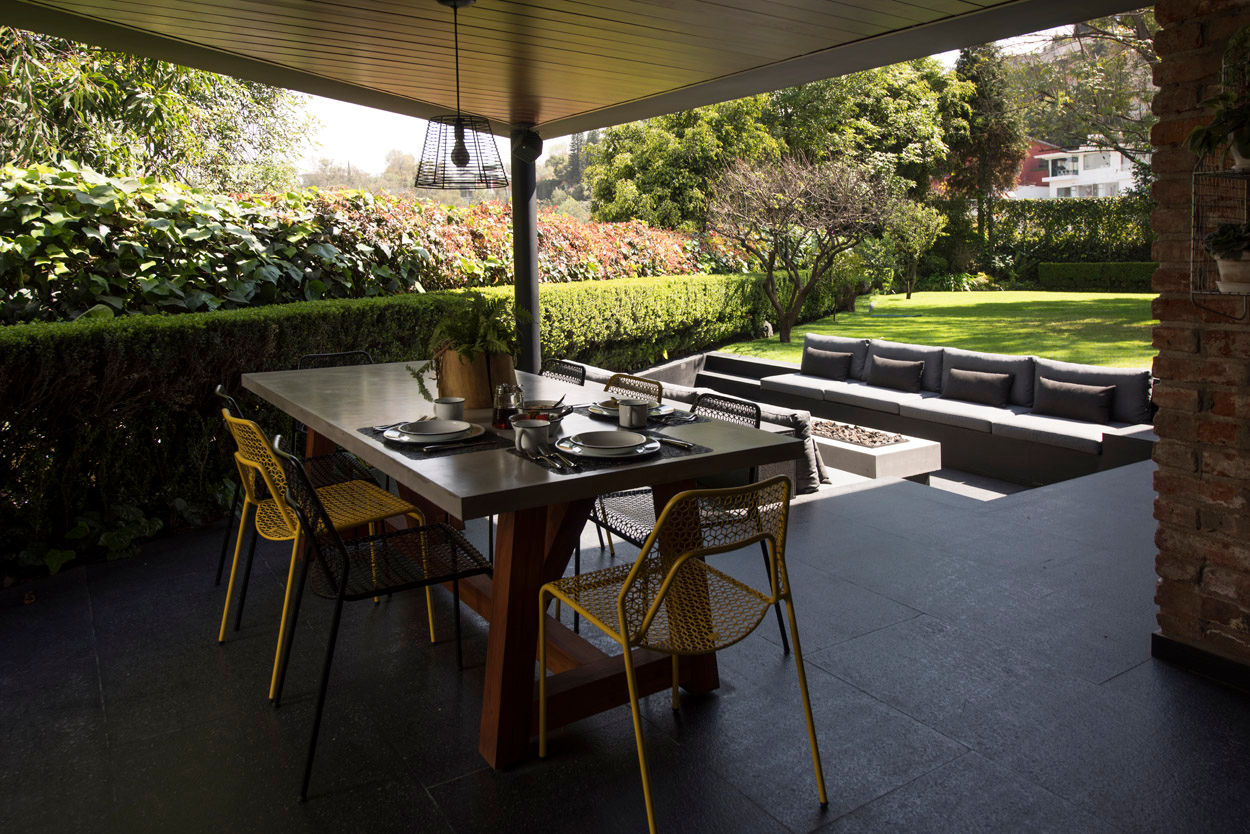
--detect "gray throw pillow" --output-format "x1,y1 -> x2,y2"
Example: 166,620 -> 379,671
801,347 -> 852,380
867,356 -> 925,393
941,368 -> 1013,407
1033,376 -> 1114,424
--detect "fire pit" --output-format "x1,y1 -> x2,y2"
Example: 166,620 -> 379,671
811,419 -> 905,448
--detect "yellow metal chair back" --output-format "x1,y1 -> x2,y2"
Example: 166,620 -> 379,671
618,476 -> 788,654
222,409 -> 299,537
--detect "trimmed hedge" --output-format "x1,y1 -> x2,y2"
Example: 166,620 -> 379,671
1036,262 -> 1157,292
0,272 -> 832,575
994,198 -> 1154,277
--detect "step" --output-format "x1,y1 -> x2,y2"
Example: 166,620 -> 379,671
702,351 -> 798,381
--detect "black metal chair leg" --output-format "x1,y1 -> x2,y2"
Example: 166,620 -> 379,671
453,578 -> 463,670
761,541 -> 790,655
594,520 -> 606,551
273,557 -> 310,707
487,515 -> 494,564
216,483 -> 240,586
573,545 -> 581,635
299,595 -> 345,802
234,524 -> 259,632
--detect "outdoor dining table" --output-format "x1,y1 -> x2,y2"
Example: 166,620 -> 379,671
242,362 -> 804,768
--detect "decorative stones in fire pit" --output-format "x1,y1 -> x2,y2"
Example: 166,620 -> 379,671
811,419 -> 906,448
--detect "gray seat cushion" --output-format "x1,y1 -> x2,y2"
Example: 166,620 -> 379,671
1032,357 -> 1152,425
823,380 -> 934,414
992,412 -> 1116,454
864,340 -> 944,391
942,346 -> 1035,406
900,398 -> 1028,433
805,334 -> 870,379
760,373 -> 833,400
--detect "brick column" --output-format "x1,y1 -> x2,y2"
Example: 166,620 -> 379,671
1151,0 -> 1250,673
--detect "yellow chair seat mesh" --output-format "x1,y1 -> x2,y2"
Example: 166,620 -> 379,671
316,479 -> 418,529
550,556 -> 772,654
254,498 -> 296,540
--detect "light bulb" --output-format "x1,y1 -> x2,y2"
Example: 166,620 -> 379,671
451,120 -> 469,167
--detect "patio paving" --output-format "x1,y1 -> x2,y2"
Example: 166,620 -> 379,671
3,459 -> 1249,833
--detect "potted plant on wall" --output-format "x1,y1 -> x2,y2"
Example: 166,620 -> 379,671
407,293 -> 521,408
1187,23 -> 1250,171
1204,222 -> 1250,292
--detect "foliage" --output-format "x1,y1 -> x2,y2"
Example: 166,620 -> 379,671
0,163 -> 741,323
764,59 -> 972,197
884,202 -> 947,298
1036,262 -> 1156,292
0,271 -> 833,576
914,271 -> 996,292
1203,223 -> 1250,260
991,197 -> 1154,280
720,291 -> 1157,370
708,156 -> 902,342
1007,10 -> 1158,181
0,26 -> 312,191
1186,92 -> 1250,165
945,45 -> 1029,266
587,97 -> 782,230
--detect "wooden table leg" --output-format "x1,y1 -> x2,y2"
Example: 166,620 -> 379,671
479,498 -> 593,768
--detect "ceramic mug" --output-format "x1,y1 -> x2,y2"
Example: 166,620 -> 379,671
617,397 -> 650,429
434,396 -> 465,421
511,417 -> 550,454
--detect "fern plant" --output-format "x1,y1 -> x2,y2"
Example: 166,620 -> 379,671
406,293 -> 524,399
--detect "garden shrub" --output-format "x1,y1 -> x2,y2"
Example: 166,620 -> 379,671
0,163 -> 744,323
1036,262 -> 1157,292
0,272 -> 827,576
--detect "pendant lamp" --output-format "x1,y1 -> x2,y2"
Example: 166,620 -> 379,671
415,0 -> 509,189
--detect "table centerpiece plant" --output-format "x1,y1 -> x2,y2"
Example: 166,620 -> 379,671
407,293 -> 521,408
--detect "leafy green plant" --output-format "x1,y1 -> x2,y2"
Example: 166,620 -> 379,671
1203,223 -> 1250,260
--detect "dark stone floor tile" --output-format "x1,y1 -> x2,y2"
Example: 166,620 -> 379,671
819,751 -> 1114,834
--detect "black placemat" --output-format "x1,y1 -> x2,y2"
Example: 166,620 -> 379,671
357,425 -> 512,460
508,430 -> 712,475
572,404 -> 710,427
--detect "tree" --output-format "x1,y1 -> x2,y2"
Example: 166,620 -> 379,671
1006,10 -> 1158,182
886,203 -> 947,298
0,26 -> 312,191
587,96 -> 781,229
708,156 -> 902,342
945,45 -> 1028,268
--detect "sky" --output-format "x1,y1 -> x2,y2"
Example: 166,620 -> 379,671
298,30 -> 1060,177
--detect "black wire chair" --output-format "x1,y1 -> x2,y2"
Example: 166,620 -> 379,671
604,372 -> 663,403
213,384 -> 252,587
587,392 -> 790,653
541,358 -> 586,386
272,437 -> 491,801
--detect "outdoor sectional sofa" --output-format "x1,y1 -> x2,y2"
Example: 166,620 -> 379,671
751,334 -> 1156,485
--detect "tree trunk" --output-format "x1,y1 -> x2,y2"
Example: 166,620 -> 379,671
777,310 -> 797,343
906,260 -> 917,299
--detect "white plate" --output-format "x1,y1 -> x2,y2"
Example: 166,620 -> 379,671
588,402 -> 675,418
385,423 -> 483,445
556,436 -> 661,459
571,430 -> 647,450
395,418 -> 472,442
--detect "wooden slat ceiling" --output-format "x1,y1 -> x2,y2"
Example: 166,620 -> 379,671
4,0 -> 1142,137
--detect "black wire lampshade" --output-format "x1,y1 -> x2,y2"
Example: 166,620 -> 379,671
415,113 -> 509,189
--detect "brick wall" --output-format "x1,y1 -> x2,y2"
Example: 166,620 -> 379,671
1152,0 -> 1250,665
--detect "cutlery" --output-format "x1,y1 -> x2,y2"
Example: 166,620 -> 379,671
539,449 -> 568,472
421,438 -> 491,453
669,412 -> 697,423
524,447 -> 555,470
549,448 -> 581,471
653,435 -> 694,449
372,421 -> 405,432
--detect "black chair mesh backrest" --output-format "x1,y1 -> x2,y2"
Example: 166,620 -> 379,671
605,373 -> 663,403
297,350 -> 374,370
692,392 -> 761,429
214,384 -> 246,420
541,359 -> 586,386
276,445 -> 351,600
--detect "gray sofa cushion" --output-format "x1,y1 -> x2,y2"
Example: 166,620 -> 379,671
760,373 -> 832,400
801,347 -> 852,380
864,340 -> 944,391
1032,357 -> 1152,424
991,412 -> 1114,454
941,368 -> 1012,407
1033,376 -> 1114,424
805,334 -> 870,379
823,380 -> 933,414
867,356 -> 925,392
942,346 -> 1035,406
899,398 -> 1027,433
756,404 -> 828,491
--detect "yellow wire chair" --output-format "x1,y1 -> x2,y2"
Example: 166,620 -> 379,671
538,476 -> 827,833
218,409 -> 436,701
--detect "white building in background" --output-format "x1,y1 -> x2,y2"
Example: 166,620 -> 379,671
1012,145 -> 1142,199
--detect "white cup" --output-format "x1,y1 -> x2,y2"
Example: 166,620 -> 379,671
434,396 -> 465,421
617,397 -> 650,429
511,417 -> 550,454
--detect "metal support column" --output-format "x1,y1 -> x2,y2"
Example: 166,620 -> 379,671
511,126 -> 543,374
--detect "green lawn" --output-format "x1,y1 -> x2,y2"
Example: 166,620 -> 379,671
723,291 -> 1157,369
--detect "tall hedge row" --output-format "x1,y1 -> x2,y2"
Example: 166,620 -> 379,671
993,197 -> 1154,270
0,163 -> 744,324
0,273 -> 831,576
